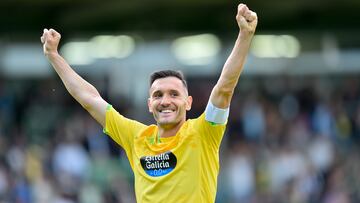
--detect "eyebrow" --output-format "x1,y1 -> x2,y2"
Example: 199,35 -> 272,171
169,89 -> 180,94
151,89 -> 180,96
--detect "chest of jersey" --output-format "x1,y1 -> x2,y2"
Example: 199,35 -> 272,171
131,124 -> 207,202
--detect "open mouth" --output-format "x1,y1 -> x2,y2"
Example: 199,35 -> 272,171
159,109 -> 175,113
158,109 -> 176,117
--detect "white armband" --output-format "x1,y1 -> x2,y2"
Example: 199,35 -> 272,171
205,101 -> 229,124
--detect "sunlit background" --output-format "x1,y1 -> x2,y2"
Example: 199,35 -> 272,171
1,0 -> 360,202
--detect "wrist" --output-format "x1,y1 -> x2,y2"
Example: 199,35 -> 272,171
45,51 -> 60,60
237,32 -> 254,45
238,31 -> 254,41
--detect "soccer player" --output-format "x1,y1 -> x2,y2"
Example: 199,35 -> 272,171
41,3 -> 257,203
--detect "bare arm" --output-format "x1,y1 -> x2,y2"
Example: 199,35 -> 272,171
41,29 -> 108,127
210,4 -> 258,108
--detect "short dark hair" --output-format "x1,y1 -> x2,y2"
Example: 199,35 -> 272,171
150,70 -> 188,89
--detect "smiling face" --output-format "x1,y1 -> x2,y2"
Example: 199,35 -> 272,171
148,76 -> 192,129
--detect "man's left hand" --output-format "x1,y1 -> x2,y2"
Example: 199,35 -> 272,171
236,4 -> 258,36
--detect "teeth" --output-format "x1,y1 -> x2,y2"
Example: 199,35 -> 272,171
160,110 -> 173,113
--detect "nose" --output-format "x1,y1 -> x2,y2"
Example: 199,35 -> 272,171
160,94 -> 171,106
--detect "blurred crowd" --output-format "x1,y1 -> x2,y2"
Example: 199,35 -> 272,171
0,74 -> 360,203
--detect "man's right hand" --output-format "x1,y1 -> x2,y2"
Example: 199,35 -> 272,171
41,28 -> 61,57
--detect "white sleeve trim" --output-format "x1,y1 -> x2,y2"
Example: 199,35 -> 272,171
205,101 -> 229,124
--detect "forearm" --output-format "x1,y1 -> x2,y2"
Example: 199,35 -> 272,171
218,33 -> 252,92
211,33 -> 253,107
41,28 -> 107,126
47,52 -> 100,109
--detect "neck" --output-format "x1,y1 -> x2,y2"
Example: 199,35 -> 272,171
158,120 -> 185,138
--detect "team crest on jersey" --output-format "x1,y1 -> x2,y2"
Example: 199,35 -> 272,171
140,151 -> 177,177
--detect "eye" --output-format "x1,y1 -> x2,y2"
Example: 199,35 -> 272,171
170,92 -> 179,97
153,92 -> 162,99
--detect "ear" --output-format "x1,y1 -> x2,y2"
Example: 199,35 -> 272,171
147,98 -> 153,113
186,96 -> 193,111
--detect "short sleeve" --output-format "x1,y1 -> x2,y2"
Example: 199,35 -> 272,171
104,105 -> 147,152
191,113 -> 227,150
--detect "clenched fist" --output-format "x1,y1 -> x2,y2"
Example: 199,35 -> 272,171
41,28 -> 61,57
236,4 -> 258,35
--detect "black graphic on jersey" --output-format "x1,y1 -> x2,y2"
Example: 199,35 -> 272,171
140,151 -> 177,177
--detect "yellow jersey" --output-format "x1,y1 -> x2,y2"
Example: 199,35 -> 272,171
104,105 -> 226,203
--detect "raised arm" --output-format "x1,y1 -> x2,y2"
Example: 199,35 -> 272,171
41,29 -> 108,127
210,4 -> 257,108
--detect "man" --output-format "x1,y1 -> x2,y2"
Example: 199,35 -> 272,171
41,3 -> 257,203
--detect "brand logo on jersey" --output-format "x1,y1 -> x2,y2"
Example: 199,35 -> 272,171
140,151 -> 177,177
